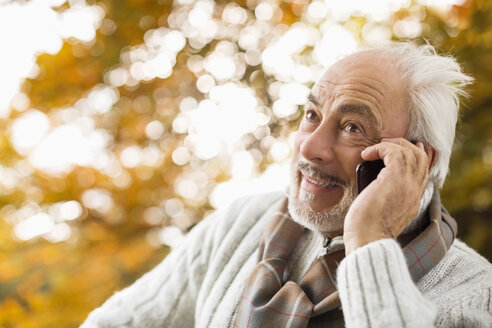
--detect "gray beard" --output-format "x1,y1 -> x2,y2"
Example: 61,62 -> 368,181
288,183 -> 357,236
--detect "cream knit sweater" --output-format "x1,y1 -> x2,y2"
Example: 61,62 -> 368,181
81,192 -> 492,327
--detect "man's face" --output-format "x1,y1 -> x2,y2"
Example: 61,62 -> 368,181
288,50 -> 410,236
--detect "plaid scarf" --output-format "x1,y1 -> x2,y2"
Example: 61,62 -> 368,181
235,188 -> 457,328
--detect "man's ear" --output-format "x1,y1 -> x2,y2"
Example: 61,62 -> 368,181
424,144 -> 438,170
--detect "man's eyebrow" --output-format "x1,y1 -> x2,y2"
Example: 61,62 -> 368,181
336,103 -> 381,129
307,93 -> 320,107
306,94 -> 381,129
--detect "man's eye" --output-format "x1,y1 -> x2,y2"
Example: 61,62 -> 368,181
344,123 -> 361,133
305,110 -> 319,121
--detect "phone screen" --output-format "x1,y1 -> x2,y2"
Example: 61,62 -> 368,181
356,160 -> 385,194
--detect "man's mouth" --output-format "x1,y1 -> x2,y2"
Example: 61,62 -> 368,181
295,161 -> 347,197
300,169 -> 344,195
303,175 -> 339,188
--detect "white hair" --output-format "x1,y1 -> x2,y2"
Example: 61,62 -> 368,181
377,42 -> 473,188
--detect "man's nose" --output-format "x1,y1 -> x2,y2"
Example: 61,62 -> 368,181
299,126 -> 335,164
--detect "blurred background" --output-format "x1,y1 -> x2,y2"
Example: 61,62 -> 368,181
0,0 -> 490,326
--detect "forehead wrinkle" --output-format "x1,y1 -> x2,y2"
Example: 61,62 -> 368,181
319,78 -> 387,99
334,86 -> 384,112
317,79 -> 387,112
319,80 -> 339,87
311,80 -> 387,123
352,78 -> 385,99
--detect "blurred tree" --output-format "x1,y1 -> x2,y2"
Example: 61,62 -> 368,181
0,0 -> 490,327
426,0 -> 492,258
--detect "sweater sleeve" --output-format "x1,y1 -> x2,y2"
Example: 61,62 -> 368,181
80,208 -> 223,328
337,238 -> 437,328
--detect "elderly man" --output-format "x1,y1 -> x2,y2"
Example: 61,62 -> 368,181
82,43 -> 492,327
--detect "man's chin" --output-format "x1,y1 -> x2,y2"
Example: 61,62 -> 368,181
296,190 -> 342,212
287,194 -> 345,236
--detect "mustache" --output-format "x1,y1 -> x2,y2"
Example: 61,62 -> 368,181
297,161 -> 348,188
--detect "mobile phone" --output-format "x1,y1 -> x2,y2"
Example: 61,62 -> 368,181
356,141 -> 418,194
356,159 -> 385,194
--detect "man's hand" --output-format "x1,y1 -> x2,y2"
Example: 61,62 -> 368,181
343,138 -> 433,255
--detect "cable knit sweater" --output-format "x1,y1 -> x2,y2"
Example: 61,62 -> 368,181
81,191 -> 492,327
